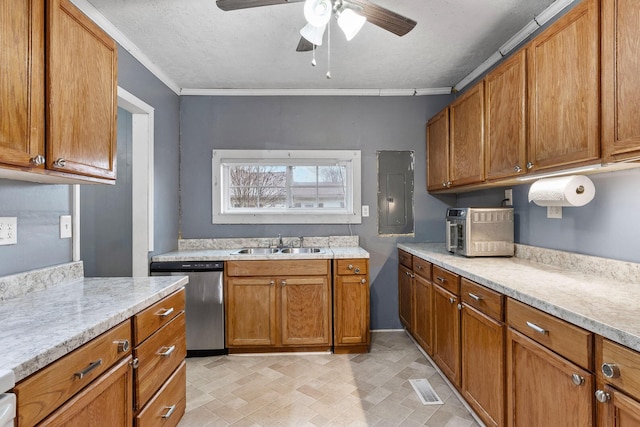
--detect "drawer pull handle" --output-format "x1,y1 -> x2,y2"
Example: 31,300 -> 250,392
354,267 -> 361,274
602,363 -> 620,379
436,276 -> 446,283
158,307 -> 175,318
161,405 -> 176,419
571,374 -> 585,386
361,278 -> 366,284
158,345 -> 176,357
595,390 -> 611,403
348,264 -> 354,270
526,321 -> 548,335
75,359 -> 103,379
468,293 -> 482,301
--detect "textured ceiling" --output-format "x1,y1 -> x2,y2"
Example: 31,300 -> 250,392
84,0 -> 557,91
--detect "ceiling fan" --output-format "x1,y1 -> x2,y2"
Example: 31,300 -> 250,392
215,0 -> 417,52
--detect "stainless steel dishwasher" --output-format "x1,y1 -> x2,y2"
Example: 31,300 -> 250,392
150,261 -> 226,356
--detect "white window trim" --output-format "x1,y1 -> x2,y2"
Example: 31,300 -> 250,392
212,150 -> 362,224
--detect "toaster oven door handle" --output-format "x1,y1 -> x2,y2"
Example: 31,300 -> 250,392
446,221 -> 458,252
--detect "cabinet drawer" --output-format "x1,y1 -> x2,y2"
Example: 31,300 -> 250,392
412,257 -> 431,281
506,298 -> 593,370
600,339 -> 640,399
335,259 -> 368,276
461,278 -> 503,321
135,312 -> 186,409
135,361 -> 186,427
398,250 -> 412,269
432,265 -> 460,295
134,289 -> 185,345
226,260 -> 330,276
15,320 -> 132,427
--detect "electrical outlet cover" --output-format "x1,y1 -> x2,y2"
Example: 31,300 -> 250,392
0,217 -> 17,245
547,206 -> 562,219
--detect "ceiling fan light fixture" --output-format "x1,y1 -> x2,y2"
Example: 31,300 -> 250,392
337,8 -> 366,41
300,22 -> 326,46
303,0 -> 332,27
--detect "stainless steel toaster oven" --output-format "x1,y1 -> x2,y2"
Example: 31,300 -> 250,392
445,207 -> 514,257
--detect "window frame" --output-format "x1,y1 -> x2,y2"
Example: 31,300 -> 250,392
212,149 -> 362,224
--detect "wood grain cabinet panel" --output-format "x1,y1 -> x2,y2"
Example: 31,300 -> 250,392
433,282 -> 461,388
507,328 -> 594,427
426,108 -> 450,191
398,264 -> 414,331
333,259 -> 370,353
602,0 -> 640,162
135,361 -> 186,427
413,273 -> 433,356
526,0 -> 600,172
281,276 -> 331,346
449,82 -> 485,186
0,0 -> 45,169
46,0 -> 117,180
225,276 -> 278,347
484,50 -> 527,180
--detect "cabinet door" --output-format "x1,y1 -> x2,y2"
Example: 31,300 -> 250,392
334,275 -> 369,346
0,0 -> 45,168
433,283 -> 461,388
226,277 -> 277,347
398,264 -> 413,331
507,328 -> 594,427
527,0 -> 600,172
602,0 -> 640,162
599,385 -> 640,427
413,274 -> 433,355
40,356 -> 133,427
485,50 -> 527,180
462,305 -> 504,427
449,82 -> 485,186
280,276 -> 331,346
46,0 -> 117,179
427,108 -> 450,191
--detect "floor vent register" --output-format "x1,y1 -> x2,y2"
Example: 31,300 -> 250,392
409,379 -> 444,405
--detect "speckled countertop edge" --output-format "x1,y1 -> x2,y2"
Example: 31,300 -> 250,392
398,242 -> 640,352
152,246 -> 370,261
0,275 -> 188,383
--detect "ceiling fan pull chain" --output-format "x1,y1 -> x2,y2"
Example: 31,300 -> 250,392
326,19 -> 332,79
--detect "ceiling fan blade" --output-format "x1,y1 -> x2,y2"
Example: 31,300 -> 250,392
296,37 -> 314,52
346,0 -> 417,36
216,0 -> 303,11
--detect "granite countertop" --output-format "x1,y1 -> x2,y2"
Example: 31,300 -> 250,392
152,246 -> 370,262
0,275 -> 188,384
399,242 -> 640,352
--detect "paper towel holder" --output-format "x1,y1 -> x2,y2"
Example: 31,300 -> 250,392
527,175 -> 596,219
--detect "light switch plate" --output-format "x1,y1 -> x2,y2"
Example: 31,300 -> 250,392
362,205 -> 370,217
504,189 -> 513,206
60,215 -> 72,239
0,217 -> 17,245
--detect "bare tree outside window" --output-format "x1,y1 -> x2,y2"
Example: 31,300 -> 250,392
229,166 -> 286,208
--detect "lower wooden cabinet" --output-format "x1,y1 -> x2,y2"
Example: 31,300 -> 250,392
135,361 -> 186,427
40,356 -> 133,427
433,281 -> 461,388
398,263 -> 414,331
506,328 -> 594,426
413,273 -> 433,356
225,260 -> 332,352
333,259 -> 370,353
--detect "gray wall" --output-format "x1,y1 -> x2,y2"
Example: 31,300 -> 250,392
80,108 -> 133,277
117,46 -> 181,262
456,168 -> 640,264
0,181 -> 72,276
179,95 -> 455,329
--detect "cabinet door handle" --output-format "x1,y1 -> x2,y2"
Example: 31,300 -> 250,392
514,165 -> 522,173
158,345 -> 176,357
595,390 -> 611,403
449,297 -> 456,304
53,158 -> 66,168
30,155 -> 45,166
161,405 -> 176,419
571,374 -> 585,386
468,293 -> 482,301
270,280 -> 275,286
526,321 -> 548,335
601,363 -> 620,379
526,162 -> 534,170
158,307 -> 174,318
360,278 -> 366,284
74,359 -> 103,379
281,280 -> 287,286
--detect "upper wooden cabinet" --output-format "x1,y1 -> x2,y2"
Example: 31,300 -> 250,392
485,50 -> 527,181
449,82 -> 485,186
47,0 -> 118,180
601,0 -> 640,162
526,0 -> 600,172
0,0 -> 45,169
0,0 -> 117,183
426,108 -> 450,191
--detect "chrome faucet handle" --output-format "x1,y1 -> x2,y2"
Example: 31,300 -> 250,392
299,236 -> 304,248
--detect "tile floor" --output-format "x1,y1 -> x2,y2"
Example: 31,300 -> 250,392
179,331 -> 482,426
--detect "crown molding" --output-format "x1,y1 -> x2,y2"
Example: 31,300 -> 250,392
180,87 -> 453,96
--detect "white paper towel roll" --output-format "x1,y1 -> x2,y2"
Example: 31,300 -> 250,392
528,175 -> 595,207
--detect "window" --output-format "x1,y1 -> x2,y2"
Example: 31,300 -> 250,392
212,150 -> 361,224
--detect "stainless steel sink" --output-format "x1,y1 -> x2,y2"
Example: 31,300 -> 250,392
232,247 -> 280,255
279,247 -> 324,254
